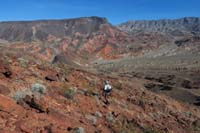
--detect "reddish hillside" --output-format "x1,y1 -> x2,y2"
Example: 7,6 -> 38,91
0,45 -> 200,133
0,17 -> 176,62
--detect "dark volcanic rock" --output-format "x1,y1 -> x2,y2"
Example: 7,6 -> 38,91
45,75 -> 57,82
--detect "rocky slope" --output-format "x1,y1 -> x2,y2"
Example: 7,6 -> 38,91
0,46 -> 200,132
117,17 -> 200,58
118,17 -> 200,35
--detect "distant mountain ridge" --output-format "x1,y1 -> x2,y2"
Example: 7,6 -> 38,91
0,16 -> 200,62
1,17 -> 200,42
0,16 -> 109,41
118,17 -> 200,35
0,16 -> 131,61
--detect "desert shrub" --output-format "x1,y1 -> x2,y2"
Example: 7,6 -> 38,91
89,80 -> 96,87
13,88 -> 48,113
13,83 -> 46,102
112,118 -> 138,133
83,88 -> 98,97
114,81 -> 123,90
81,81 -> 94,89
143,127 -> 157,133
73,127 -> 85,133
18,58 -> 29,68
185,111 -> 193,117
13,89 -> 32,102
31,83 -> 47,95
193,119 -> 200,131
63,87 -> 77,99
55,63 -> 72,75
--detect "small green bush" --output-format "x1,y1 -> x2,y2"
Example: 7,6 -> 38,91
114,82 -> 123,90
31,83 -> 47,95
18,58 -> 29,68
13,89 -> 32,102
144,127 -> 157,133
63,87 -> 77,99
112,119 -> 137,133
13,83 -> 46,102
193,119 -> 200,131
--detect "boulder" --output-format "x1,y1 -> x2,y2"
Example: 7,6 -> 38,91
23,95 -> 48,113
0,63 -> 12,78
45,75 -> 57,82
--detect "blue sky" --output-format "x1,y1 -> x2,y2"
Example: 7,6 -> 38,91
0,0 -> 199,24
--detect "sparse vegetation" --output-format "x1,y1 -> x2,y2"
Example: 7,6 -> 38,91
112,117 -> 139,133
31,83 -> 47,95
13,83 -> 47,102
114,81 -> 123,90
13,89 -> 32,102
143,127 -> 158,133
13,88 -> 48,113
83,88 -> 98,97
193,119 -> 200,132
63,87 -> 77,99
106,112 -> 115,123
73,127 -> 85,133
185,111 -> 193,117
18,57 -> 29,68
55,63 -> 73,76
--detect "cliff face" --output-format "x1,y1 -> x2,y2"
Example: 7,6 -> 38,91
1,17 -> 200,42
118,17 -> 200,35
0,17 -> 131,60
0,17 -> 109,41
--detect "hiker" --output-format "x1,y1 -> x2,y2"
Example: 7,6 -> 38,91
103,81 -> 112,104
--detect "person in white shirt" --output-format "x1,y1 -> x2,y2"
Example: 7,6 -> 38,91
103,81 -> 112,104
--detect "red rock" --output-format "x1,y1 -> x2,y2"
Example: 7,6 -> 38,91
0,85 -> 10,95
0,94 -> 24,115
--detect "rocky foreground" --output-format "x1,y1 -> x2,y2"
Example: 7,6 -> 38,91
0,46 -> 200,133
